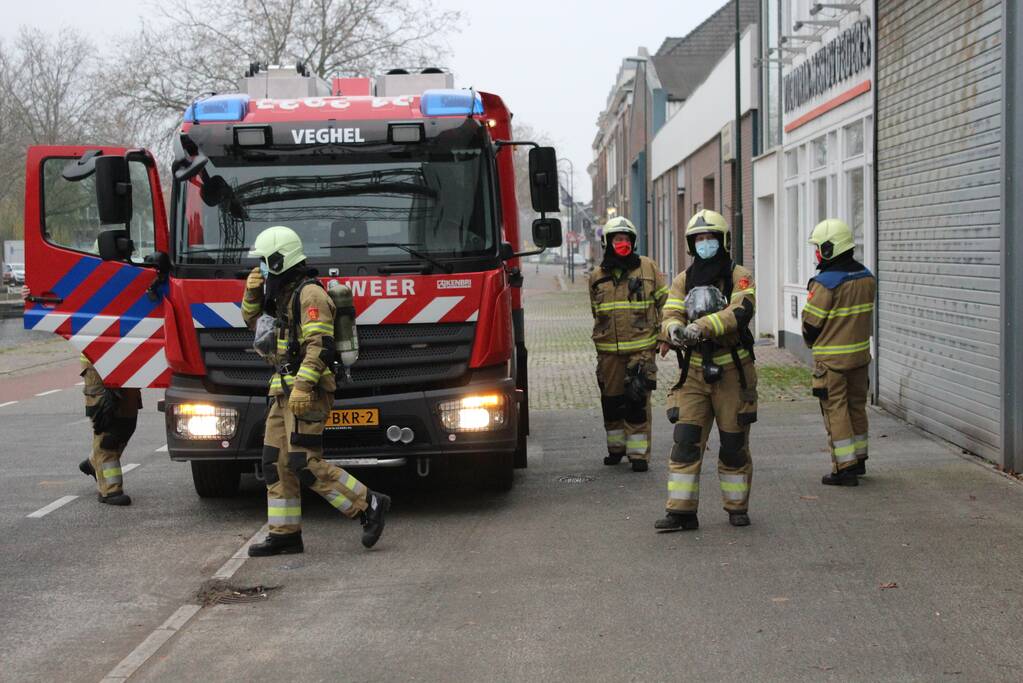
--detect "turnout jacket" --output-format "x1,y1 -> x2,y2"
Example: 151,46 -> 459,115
661,265 -> 756,368
588,255 -> 668,355
242,269 -> 337,396
802,268 -> 876,371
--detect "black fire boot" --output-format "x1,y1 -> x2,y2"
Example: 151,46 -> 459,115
98,492 -> 132,506
654,512 -> 699,532
360,491 -> 391,549
728,511 -> 751,527
851,458 -> 867,476
248,531 -> 304,557
603,453 -> 625,466
822,469 -> 859,486
79,459 -> 96,479
630,458 -> 649,472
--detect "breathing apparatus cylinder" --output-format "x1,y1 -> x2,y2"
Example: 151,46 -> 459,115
327,281 -> 359,381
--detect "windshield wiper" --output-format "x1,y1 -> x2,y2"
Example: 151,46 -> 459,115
179,247 -> 252,256
323,242 -> 453,274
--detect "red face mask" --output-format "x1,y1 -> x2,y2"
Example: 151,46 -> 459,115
815,248 -> 823,265
613,241 -> 633,257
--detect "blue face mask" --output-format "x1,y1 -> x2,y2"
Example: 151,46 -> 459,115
695,238 -> 720,260
259,261 -> 269,278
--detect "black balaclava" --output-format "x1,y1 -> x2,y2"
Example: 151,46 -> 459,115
600,236 -> 641,273
817,249 -> 863,273
685,233 -> 732,295
263,261 -> 308,317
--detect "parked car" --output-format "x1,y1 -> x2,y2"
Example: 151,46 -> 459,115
3,263 -> 24,286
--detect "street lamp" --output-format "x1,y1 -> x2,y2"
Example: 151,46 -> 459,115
558,157 -> 576,283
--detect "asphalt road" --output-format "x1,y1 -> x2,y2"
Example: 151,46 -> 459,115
2,264 -> 1022,681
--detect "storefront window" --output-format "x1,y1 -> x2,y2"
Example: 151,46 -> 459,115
847,167 -> 865,260
845,120 -> 864,157
786,184 -> 801,284
812,136 -> 828,170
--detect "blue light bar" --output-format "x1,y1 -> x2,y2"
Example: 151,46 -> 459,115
184,94 -> 250,123
419,89 -> 484,117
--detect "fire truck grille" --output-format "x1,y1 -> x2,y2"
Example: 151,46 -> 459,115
197,323 -> 475,391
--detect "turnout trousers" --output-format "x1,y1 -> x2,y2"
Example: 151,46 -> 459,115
262,390 -> 369,535
596,349 -> 657,462
664,361 -> 757,514
82,361 -> 141,497
813,363 -> 869,473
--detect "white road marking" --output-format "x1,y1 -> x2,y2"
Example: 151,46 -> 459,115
35,389 -> 61,397
0,401 -> 17,409
100,523 -> 269,682
75,381 -> 85,386
155,444 -> 168,452
100,604 -> 202,683
121,463 -> 140,474
27,495 -> 79,518
213,524 -> 270,580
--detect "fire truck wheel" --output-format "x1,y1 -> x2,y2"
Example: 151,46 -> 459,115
190,461 -> 242,498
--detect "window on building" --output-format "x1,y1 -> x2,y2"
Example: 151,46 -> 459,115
761,0 -> 782,150
847,167 -> 865,260
811,136 -> 827,170
845,120 -> 865,157
786,184 -> 801,284
813,176 -> 828,225
785,149 -> 799,178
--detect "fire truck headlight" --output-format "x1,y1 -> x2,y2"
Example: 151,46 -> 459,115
173,404 -> 239,440
438,394 -> 506,432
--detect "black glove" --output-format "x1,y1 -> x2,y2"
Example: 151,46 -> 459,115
90,388 -> 121,434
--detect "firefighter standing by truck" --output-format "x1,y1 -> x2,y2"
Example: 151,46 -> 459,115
241,226 -> 390,556
22,286 -> 137,505
589,217 -> 668,472
655,210 -> 757,531
802,218 -> 877,486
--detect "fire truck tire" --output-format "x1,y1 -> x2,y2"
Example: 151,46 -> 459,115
190,461 -> 241,498
480,450 -> 514,492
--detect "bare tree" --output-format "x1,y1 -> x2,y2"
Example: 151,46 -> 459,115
113,0 -> 462,139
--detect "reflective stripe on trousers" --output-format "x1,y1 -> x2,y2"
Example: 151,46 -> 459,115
626,433 -> 649,455
832,437 -> 858,464
101,465 -> 123,485
268,497 -> 302,525
719,473 -> 749,502
667,473 -> 699,500
854,433 -> 868,457
606,429 -> 625,451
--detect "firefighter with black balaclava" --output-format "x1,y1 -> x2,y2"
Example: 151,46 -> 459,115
802,219 -> 876,486
655,210 -> 757,531
588,217 -> 668,472
241,225 -> 390,556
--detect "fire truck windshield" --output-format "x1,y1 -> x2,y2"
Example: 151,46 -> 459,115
174,150 -> 495,266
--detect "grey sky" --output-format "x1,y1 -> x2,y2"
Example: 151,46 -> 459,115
2,0 -> 728,201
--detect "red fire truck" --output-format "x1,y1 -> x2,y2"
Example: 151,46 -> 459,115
23,66 -> 561,495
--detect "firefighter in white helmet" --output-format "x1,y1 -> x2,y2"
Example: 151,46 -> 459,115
655,210 -> 757,531
241,225 -> 390,556
588,216 -> 668,472
802,218 -> 876,486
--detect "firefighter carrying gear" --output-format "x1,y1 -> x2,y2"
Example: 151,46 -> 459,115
590,236 -> 668,467
243,226 -> 389,553
81,356 -> 140,504
659,212 -> 757,523
802,219 -> 876,482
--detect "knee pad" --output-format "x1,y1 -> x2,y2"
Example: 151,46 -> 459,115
261,445 -> 280,485
601,394 -> 626,423
99,416 -> 138,450
718,431 -> 748,468
625,393 -> 648,424
288,451 -> 316,487
669,423 -> 702,464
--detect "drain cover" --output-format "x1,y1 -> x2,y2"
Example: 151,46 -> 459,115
558,474 -> 595,484
196,579 -> 281,606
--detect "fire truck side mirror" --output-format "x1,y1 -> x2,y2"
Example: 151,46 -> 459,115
531,218 -> 562,249
93,155 -> 133,225
97,229 -> 135,262
528,147 -> 561,213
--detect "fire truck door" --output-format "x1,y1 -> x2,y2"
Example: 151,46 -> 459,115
22,146 -> 172,388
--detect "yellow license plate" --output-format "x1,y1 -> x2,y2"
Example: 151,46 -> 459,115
326,408 -> 380,429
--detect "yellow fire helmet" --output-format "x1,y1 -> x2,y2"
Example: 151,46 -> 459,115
685,209 -> 729,254
808,218 -> 855,260
249,225 -> 306,275
601,216 -> 638,249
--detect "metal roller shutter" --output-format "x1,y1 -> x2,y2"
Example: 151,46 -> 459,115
875,0 -> 1003,459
